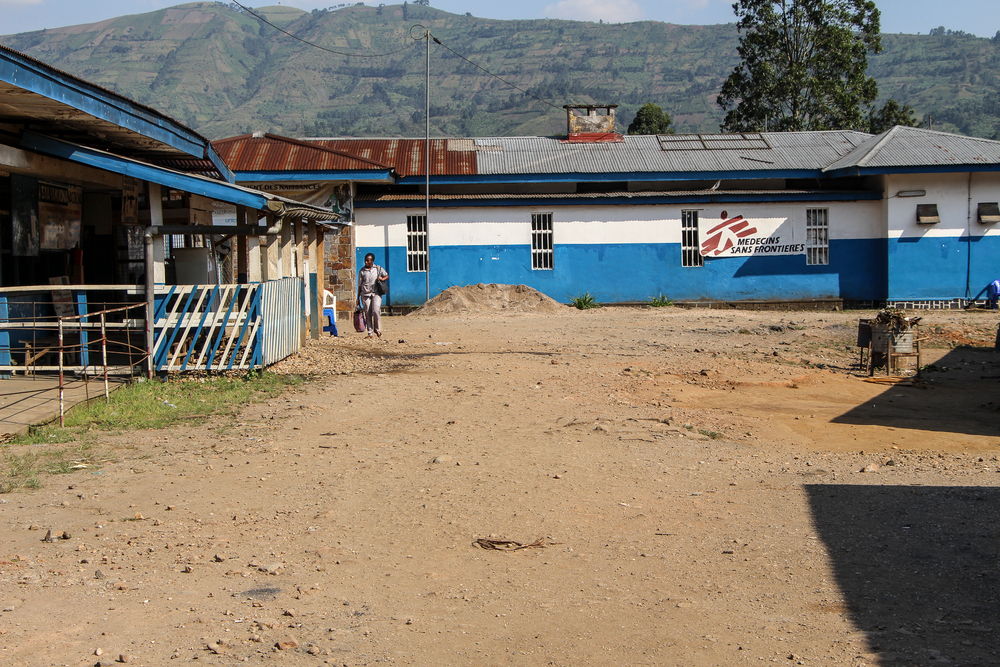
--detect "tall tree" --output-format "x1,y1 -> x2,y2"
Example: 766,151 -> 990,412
867,98 -> 919,134
627,103 -> 675,135
717,0 -> 882,132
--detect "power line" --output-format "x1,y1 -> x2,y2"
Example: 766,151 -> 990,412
430,34 -> 564,111
230,0 -> 416,58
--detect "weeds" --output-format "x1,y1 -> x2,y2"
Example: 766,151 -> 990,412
2,372 -> 306,493
571,293 -> 600,309
649,294 -> 673,307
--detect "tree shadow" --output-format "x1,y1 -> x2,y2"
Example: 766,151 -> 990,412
831,346 -> 1000,437
806,484 -> 1000,666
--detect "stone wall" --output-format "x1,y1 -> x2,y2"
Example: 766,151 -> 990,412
324,224 -> 355,318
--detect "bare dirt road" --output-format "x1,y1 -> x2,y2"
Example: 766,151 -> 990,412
2,302 -> 998,666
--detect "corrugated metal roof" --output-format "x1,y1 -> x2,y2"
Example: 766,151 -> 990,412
472,131 -> 870,175
308,139 -> 479,177
824,126 -> 1000,171
356,189 -> 857,202
214,134 -> 390,172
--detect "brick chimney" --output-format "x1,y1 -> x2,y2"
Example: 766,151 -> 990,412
563,104 -> 622,143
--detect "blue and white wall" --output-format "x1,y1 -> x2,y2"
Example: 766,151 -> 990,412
356,199 -> 884,305
884,172 -> 1000,301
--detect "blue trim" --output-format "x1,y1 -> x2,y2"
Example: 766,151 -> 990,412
250,289 -> 263,369
397,169 -> 825,185
75,292 -> 89,368
153,285 -> 177,322
181,286 -> 218,371
207,285 -> 240,371
206,148 -> 235,184
235,170 -> 394,182
356,191 -> 882,209
0,49 -> 211,160
156,287 -> 198,369
0,296 -> 9,378
827,164 -> 1000,177
21,132 -> 270,210
228,288 -> 255,371
359,238 -> 888,304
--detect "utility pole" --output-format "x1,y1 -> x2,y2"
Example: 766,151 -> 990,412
424,25 -> 431,303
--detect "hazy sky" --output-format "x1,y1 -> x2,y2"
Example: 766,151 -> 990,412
1,0 -> 997,37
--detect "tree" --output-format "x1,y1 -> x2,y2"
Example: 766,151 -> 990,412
717,0 -> 882,132
627,103 -> 674,135
867,98 -> 919,134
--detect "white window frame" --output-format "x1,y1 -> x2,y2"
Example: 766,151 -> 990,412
531,213 -> 554,270
806,208 -> 829,266
681,210 -> 703,268
406,214 -> 427,272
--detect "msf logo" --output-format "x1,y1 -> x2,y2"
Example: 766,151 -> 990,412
700,211 -> 757,257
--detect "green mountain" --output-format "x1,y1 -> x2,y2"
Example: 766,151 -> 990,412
3,2 -> 999,140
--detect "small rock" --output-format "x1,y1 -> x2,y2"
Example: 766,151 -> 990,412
861,463 -> 880,473
275,639 -> 298,650
212,554 -> 225,562
306,645 -> 321,655
94,570 -> 106,580
41,529 -> 54,543
117,655 -> 131,664
259,563 -> 284,574
95,648 -> 104,657
282,609 -> 296,617
431,455 -> 452,464
181,565 -> 193,573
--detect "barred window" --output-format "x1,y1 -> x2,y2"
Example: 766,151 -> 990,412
806,208 -> 829,266
406,214 -> 427,272
531,213 -> 553,270
681,210 -> 703,267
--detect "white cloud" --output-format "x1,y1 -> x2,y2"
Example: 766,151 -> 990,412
543,0 -> 645,23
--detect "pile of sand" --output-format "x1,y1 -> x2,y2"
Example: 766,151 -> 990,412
413,283 -> 567,316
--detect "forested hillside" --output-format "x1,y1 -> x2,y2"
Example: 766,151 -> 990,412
3,2 -> 998,139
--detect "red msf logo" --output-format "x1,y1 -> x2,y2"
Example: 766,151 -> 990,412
700,213 -> 758,256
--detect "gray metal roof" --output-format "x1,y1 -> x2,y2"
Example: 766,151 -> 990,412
824,126 -> 1000,172
473,131 -> 871,176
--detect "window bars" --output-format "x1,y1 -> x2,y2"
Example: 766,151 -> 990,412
531,213 -> 554,270
681,210 -> 703,268
806,208 -> 829,266
406,214 -> 428,272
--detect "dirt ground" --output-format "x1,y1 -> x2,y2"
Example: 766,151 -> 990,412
1,301 -> 999,666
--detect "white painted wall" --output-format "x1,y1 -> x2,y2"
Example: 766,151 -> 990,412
885,172 -> 1000,238
355,200 -> 883,247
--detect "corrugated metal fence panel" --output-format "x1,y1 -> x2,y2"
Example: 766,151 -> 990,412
152,284 -> 263,372
260,277 -> 303,366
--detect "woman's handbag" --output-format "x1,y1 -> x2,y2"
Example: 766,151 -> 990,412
374,278 -> 387,296
353,303 -> 367,332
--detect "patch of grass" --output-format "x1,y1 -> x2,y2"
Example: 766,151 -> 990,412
698,428 -> 723,440
0,442 -> 104,494
649,294 -> 673,307
3,372 -> 306,493
570,292 -> 600,310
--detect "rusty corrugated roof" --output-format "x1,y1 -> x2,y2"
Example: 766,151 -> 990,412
213,134 -> 392,173
309,139 -> 479,177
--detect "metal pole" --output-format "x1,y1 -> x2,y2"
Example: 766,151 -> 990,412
57,317 -> 65,427
100,313 -> 110,401
144,233 -> 155,379
424,29 -> 431,303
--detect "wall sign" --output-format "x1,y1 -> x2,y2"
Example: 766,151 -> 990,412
700,210 -> 805,258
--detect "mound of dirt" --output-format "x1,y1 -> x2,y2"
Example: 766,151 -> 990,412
413,283 -> 567,315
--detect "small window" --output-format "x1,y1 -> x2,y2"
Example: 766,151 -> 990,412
406,215 -> 427,272
681,210 -> 703,267
916,204 -> 940,224
977,202 -> 1000,224
806,208 -> 829,266
531,213 -> 553,270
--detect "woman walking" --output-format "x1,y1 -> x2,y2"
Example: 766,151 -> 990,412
357,252 -> 389,338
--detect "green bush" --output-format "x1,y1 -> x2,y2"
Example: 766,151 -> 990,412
649,294 -> 673,307
570,293 -> 600,309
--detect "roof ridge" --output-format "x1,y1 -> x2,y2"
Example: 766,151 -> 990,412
852,125 -> 901,168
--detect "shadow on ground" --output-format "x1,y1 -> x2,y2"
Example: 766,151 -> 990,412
806,484 -> 999,665
832,347 -> 1000,437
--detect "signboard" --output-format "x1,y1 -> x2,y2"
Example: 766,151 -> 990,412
11,174 -> 39,257
700,210 -> 805,258
121,177 -> 140,225
38,181 -> 82,250
250,182 -> 353,223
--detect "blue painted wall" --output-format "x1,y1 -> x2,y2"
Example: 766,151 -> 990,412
888,234 -> 1000,300
358,237 -> 888,305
